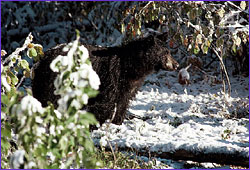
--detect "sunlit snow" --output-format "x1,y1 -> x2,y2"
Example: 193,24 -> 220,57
92,68 -> 249,168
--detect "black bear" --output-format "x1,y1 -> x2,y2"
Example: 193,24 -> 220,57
32,33 -> 179,125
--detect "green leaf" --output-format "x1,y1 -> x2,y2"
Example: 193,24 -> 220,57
6,76 -> 11,85
34,147 -> 42,157
76,29 -> 80,38
34,44 -> 44,60
28,48 -> 37,58
151,15 -> 155,21
201,44 -> 209,54
1,127 -> 11,138
7,70 -> 18,86
69,136 -> 75,146
59,135 -> 68,151
80,113 -> 97,125
84,139 -> 95,153
52,148 -> 61,158
1,138 -> 11,151
231,44 -> 237,55
24,134 -> 30,143
50,164 -> 59,169
19,60 -> 30,70
11,57 -> 17,64
8,87 -> 17,99
193,46 -> 200,54
62,71 -> 71,81
1,95 -> 9,105
12,76 -> 18,86
1,106 -> 7,115
84,88 -> 99,98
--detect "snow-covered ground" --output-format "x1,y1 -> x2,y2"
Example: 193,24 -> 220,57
92,67 -> 249,168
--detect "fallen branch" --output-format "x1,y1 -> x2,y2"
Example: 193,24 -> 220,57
148,148 -> 249,168
98,145 -> 249,167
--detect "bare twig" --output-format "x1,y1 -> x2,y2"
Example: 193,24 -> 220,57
107,140 -> 116,168
16,76 -> 25,90
139,1 -> 153,15
110,103 -> 117,123
220,66 -> 226,94
104,103 -> 118,168
90,20 -> 98,30
211,46 -> 231,96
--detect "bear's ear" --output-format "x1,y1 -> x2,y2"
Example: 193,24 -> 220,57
144,34 -> 156,46
147,34 -> 155,40
156,31 -> 169,42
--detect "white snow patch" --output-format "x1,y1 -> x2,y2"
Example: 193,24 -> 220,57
92,69 -> 249,168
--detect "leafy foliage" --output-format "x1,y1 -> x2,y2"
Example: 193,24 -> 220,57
1,32 -> 102,168
121,1 -> 249,57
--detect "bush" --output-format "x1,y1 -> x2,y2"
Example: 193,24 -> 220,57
1,31 -> 102,169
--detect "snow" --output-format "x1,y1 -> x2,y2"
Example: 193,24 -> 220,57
92,68 -> 249,168
10,150 -> 26,169
19,95 -> 45,116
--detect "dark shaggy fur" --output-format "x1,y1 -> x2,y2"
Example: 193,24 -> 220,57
32,34 -> 179,125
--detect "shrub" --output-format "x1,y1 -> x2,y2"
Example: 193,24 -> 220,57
1,31 -> 102,168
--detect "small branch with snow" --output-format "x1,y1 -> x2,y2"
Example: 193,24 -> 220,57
3,33 -> 33,66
